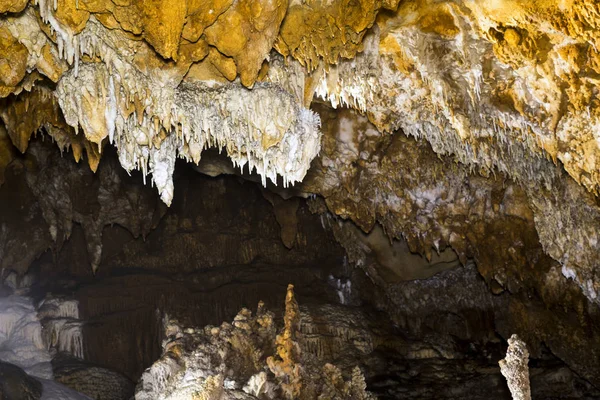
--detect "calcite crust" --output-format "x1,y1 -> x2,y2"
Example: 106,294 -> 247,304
0,0 -> 600,307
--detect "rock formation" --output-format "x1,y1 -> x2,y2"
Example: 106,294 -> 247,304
0,361 -> 43,400
1,0 -> 600,398
0,0 -> 598,307
38,296 -> 85,360
52,353 -> 135,400
0,292 -> 96,399
500,334 -> 531,400
0,295 -> 54,380
135,284 -> 375,400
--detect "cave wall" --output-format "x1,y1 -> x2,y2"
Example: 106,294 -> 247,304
3,107 -> 600,387
292,105 -> 600,388
0,1 -> 600,397
0,138 -> 347,379
70,168 -> 346,380
0,0 -> 598,312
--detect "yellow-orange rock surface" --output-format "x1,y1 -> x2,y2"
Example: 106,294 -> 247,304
0,0 -> 600,306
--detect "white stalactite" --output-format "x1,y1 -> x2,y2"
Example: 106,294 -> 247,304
49,17 -> 321,206
38,297 -> 85,360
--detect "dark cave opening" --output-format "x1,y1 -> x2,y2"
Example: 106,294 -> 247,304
0,139 -> 599,400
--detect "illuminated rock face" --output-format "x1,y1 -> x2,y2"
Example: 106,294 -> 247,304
1,0 -> 599,188
500,335 -> 531,400
0,0 -> 600,335
0,4 -> 323,207
135,285 -> 376,400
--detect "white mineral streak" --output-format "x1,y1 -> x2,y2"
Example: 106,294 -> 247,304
0,293 -> 92,398
314,22 -> 600,304
38,297 -> 85,359
35,0 -> 79,71
135,313 -> 235,400
265,55 -> 310,106
48,16 -> 321,206
0,9 -> 66,84
0,295 -> 54,379
243,372 -> 276,398
314,7 -> 599,197
499,334 -> 532,400
316,27 -> 557,189
528,178 -> 600,304
328,275 -> 351,305
314,35 -> 379,113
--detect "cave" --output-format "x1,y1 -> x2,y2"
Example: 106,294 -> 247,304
1,1 -> 600,400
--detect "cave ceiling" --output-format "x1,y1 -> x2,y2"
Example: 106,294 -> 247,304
1,0 -> 600,305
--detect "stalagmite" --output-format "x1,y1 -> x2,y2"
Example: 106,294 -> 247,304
266,284 -> 302,399
2,0 -> 600,397
499,334 -> 532,400
135,286 -> 375,399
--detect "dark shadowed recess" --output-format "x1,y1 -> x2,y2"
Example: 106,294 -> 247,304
24,151 -> 346,380
2,140 -> 599,399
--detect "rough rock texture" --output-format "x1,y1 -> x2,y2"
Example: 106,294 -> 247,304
0,361 -> 43,400
2,0 -> 600,396
0,295 -> 54,379
0,86 -> 98,169
1,7 -> 321,205
134,279 -> 600,400
0,139 -> 162,275
500,335 -> 531,400
38,296 -> 85,360
0,292 -> 96,399
3,133 -> 600,396
0,146 -> 346,380
0,0 -> 599,312
52,353 -> 135,400
135,285 -> 375,400
217,103 -> 600,390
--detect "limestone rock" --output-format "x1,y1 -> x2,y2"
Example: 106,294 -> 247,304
52,353 -> 135,400
0,0 -> 600,353
500,334 -> 532,400
204,0 -> 287,87
135,286 -> 375,399
0,25 -> 28,96
0,0 -> 27,13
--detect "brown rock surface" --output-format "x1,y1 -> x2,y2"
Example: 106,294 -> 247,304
1,0 -> 600,396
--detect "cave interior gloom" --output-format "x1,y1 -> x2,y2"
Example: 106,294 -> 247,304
2,1 -> 600,399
